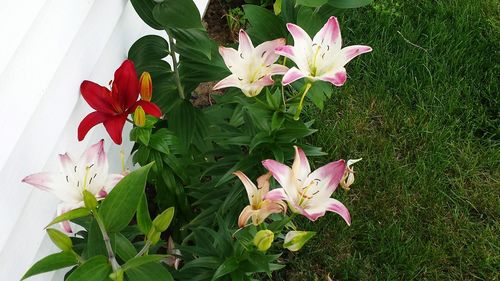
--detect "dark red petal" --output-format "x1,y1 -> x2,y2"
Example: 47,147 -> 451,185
80,81 -> 115,114
114,60 -> 139,110
130,100 -> 162,118
78,111 -> 109,141
103,114 -> 128,145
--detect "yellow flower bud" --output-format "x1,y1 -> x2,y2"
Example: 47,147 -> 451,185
133,106 -> 146,127
253,230 -> 274,252
139,72 -> 152,101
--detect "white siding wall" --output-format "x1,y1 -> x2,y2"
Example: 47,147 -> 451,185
0,1 -> 209,280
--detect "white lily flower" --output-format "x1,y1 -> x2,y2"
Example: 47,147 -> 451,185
276,16 -> 372,86
213,30 -> 289,97
22,140 -> 123,232
340,158 -> 362,190
263,146 -> 351,224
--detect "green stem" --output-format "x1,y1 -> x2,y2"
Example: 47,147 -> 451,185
167,30 -> 185,100
136,240 -> 152,257
293,83 -> 313,121
94,213 -> 121,273
281,57 -> 287,109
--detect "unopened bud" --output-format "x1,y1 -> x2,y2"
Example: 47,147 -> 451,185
283,231 -> 315,251
139,72 -> 152,101
152,207 -> 174,232
253,230 -> 274,252
133,106 -> 146,127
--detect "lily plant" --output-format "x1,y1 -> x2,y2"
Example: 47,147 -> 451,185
22,140 -> 123,232
263,146 -> 351,225
213,30 -> 289,97
233,171 -> 287,228
78,60 -> 162,144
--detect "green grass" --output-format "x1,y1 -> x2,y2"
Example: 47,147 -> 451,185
276,0 -> 499,280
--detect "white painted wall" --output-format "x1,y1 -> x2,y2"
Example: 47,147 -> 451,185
0,1 -> 209,280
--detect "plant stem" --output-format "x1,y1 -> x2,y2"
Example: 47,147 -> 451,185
281,57 -> 287,109
94,213 -> 121,272
293,82 -> 313,121
167,30 -> 185,100
135,240 -> 152,257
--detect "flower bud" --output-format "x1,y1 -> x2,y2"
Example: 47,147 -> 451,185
253,230 -> 274,252
133,106 -> 146,127
46,228 -> 73,252
283,231 -> 315,251
152,207 -> 175,233
139,72 -> 152,101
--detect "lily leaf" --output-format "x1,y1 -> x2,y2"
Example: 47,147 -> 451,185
22,252 -> 78,280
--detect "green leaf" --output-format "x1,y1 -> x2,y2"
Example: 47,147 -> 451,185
243,5 -> 287,44
297,0 -> 327,7
22,252 -> 78,280
130,127 -> 152,146
82,190 -> 98,210
170,28 -> 213,59
152,0 -> 203,29
125,263 -> 174,281
98,163 -> 154,232
130,0 -> 163,30
328,0 -> 373,9
66,256 -> 111,281
137,193 -> 153,235
85,218 -> 107,258
149,130 -> 171,154
113,233 -> 138,261
122,255 -> 167,272
46,208 -> 90,228
212,257 -> 239,280
47,228 -> 73,252
128,35 -> 169,64
271,111 -> 285,131
296,6 -> 324,36
152,207 -> 175,232
168,101 -> 196,149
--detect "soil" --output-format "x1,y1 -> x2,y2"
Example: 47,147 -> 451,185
203,0 -> 245,44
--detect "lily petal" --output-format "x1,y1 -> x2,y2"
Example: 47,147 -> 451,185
130,100 -> 162,118
256,172 -> 272,195
262,159 -> 293,191
102,114 -> 128,145
275,46 -> 296,60
238,30 -> 254,58
113,60 -> 139,109
325,198 -> 351,225
305,160 -> 346,196
318,67 -> 347,87
56,202 -> 83,233
219,46 -> 241,70
213,74 -> 241,90
255,38 -> 286,65
265,188 -> 287,201
292,146 -> 311,182
286,23 -> 312,52
282,67 -> 307,85
77,111 -> 109,142
22,172 -> 59,191
341,45 -> 372,65
234,171 -> 258,206
238,205 -> 254,228
313,16 -> 342,51
80,81 -> 115,114
97,173 -> 124,199
269,64 -> 289,75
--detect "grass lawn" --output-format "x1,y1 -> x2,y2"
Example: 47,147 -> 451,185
276,0 -> 499,280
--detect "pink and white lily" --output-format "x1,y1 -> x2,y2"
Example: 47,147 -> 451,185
262,146 -> 351,225
22,140 -> 123,232
340,158 -> 362,191
276,16 -> 372,86
234,171 -> 287,228
213,30 -> 289,97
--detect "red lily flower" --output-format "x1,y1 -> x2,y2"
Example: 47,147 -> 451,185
78,60 -> 162,144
